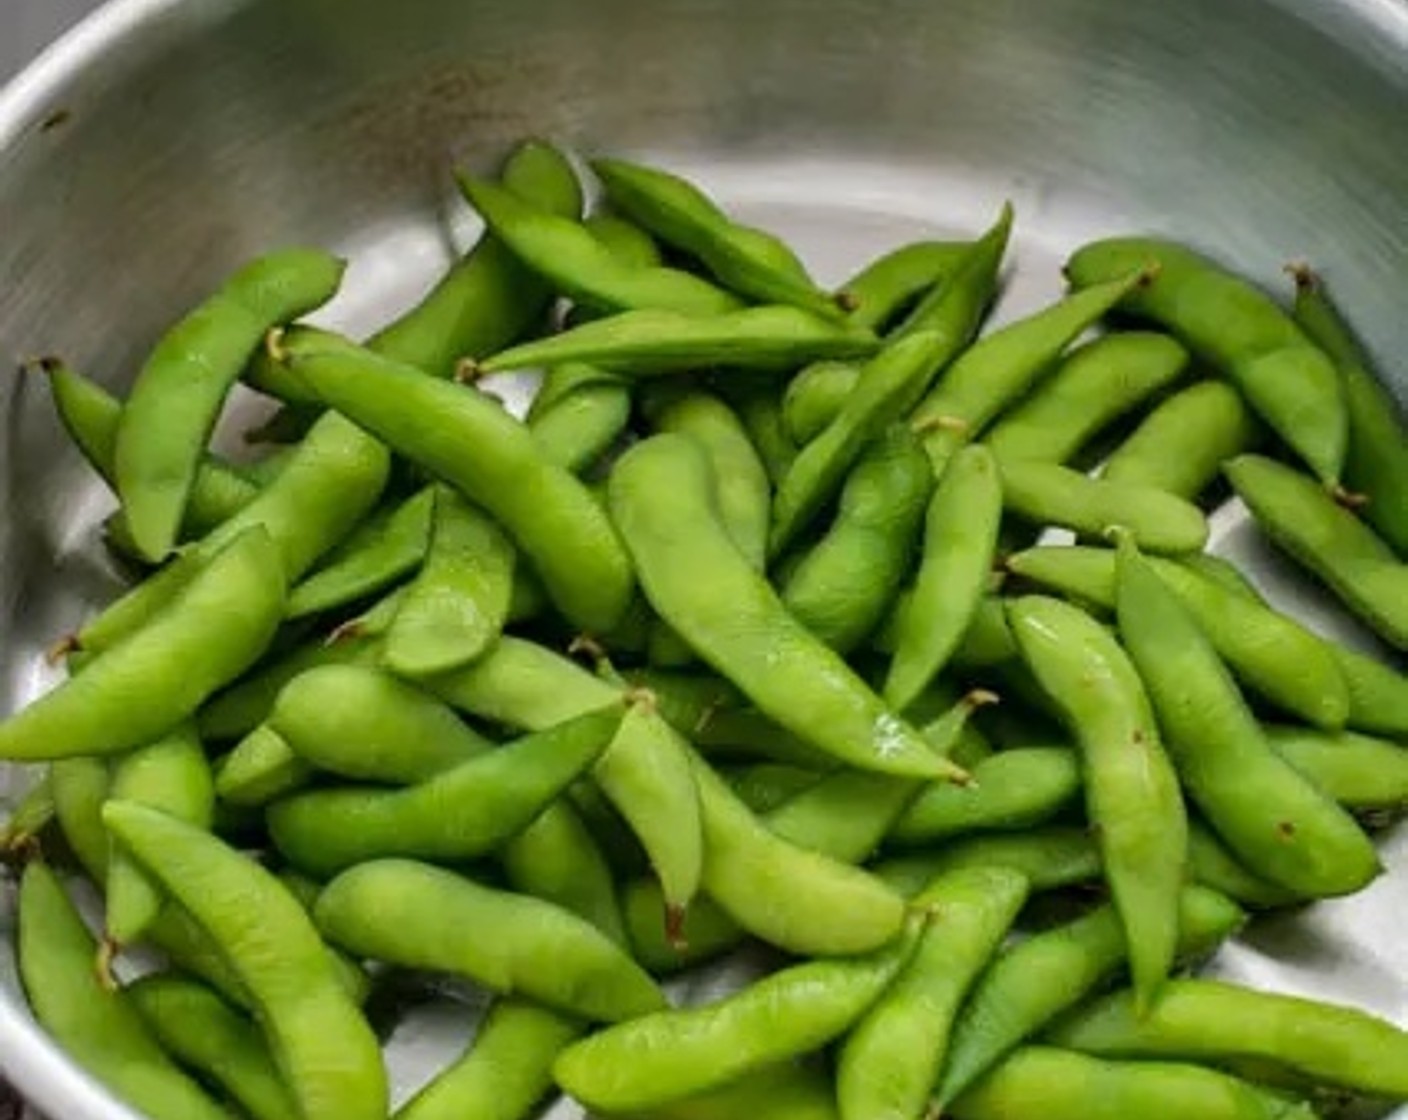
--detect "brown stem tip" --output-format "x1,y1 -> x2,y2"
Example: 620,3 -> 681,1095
453,358 -> 483,385
664,904 -> 690,952
1330,483 -> 1370,510
94,938 -> 121,993
263,327 -> 289,364
834,290 -> 861,313
44,634 -> 80,667
1284,260 -> 1319,292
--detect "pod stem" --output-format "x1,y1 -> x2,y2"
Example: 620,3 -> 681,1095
664,902 -> 689,951
94,937 -> 120,994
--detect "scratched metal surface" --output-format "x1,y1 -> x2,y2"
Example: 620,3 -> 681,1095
0,0 -> 1405,1118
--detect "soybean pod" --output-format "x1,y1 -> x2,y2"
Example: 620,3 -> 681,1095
1065,236 -> 1347,488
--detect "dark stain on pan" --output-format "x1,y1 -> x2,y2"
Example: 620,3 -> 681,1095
38,109 -> 72,135
0,1077 -> 21,1120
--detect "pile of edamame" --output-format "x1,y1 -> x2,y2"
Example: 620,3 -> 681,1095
3,138 -> 1408,1120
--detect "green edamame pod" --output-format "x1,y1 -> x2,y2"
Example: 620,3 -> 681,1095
116,247 -> 346,560
933,886 -> 1245,1109
622,880 -> 746,974
1047,978 -> 1408,1098
884,443 -> 1002,709
216,726 -> 313,808
501,802 -> 629,946
51,757 -> 113,878
1102,380 -> 1261,499
998,458 -> 1210,553
269,663 -> 495,782
106,724 -> 216,947
595,691 -> 702,931
910,266 -> 1150,473
1180,552 -> 1266,603
1292,266 -> 1408,554
782,360 -> 861,445
983,332 -> 1190,464
729,384 -> 798,486
1186,820 -> 1304,909
890,205 -> 1011,345
690,751 -> 907,954
45,358 -> 261,537
608,1061 -> 840,1120
1266,725 -> 1408,817
649,389 -> 771,570
552,920 -> 919,1113
383,487 -> 515,676
1,771 -> 54,855
780,424 -> 932,654
0,528 -> 285,760
584,213 -> 663,268
610,434 -> 965,781
887,747 -> 1081,847
395,998 -> 585,1120
285,486 -> 434,619
101,803 -> 387,1120
316,858 -> 664,1021
761,691 -> 993,864
592,157 -> 841,319
459,175 -> 744,317
1007,595 -> 1187,1010
526,368 -> 631,475
18,862 -> 236,1120
952,595 -> 1019,668
129,974 -> 301,1120
871,827 -> 1101,897
367,139 -> 584,376
725,762 -> 826,812
479,305 -> 879,377
288,337 -> 634,633
268,705 -> 621,877
1226,453 -> 1408,650
1066,237 -> 1347,488
845,239 -> 974,333
837,867 -> 1029,1120
1114,536 -> 1379,897
772,330 -> 954,554
951,1047 -> 1314,1120
1005,546 -> 1353,730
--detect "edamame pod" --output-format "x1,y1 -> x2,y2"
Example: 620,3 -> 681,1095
0,527 -> 285,760
315,858 -> 664,1021
287,336 -> 634,633
459,175 -> 744,316
129,974 -> 301,1120
622,881 -> 746,974
885,443 -> 1002,708
1047,978 -> 1408,1098
1292,265 -> 1408,555
888,747 -> 1081,846
18,862 -> 237,1120
983,331 -> 1190,464
1226,453 -> 1408,649
692,751 -> 907,954
1007,595 -> 1187,1010
526,365 -> 631,475
998,458 -> 1210,553
1102,380 -> 1261,499
0,771 -> 54,855
116,247 -> 346,560
1114,537 -> 1379,896
1266,725 -> 1408,817
782,360 -> 861,445
933,886 -> 1245,1108
102,802 -> 387,1120
951,1047 -> 1315,1120
837,867 -> 1029,1120
890,205 -> 1011,344
610,434 -> 965,781
46,358 -> 261,537
1005,546 -> 1352,730
650,389 -> 772,570
552,921 -> 919,1112
1066,237 -> 1347,487
845,239 -> 974,333
595,691 -> 702,930
780,425 -> 932,654
384,487 -> 515,676
729,384 -> 798,485
106,724 -> 216,947
216,725 -> 314,807
725,762 -> 826,812
268,705 -> 621,876
910,267 -> 1150,473
502,802 -> 629,945
1186,820 -> 1305,909
366,138 -> 584,376
871,827 -> 1102,897
607,1061 -> 841,1120
286,486 -> 434,619
592,157 -> 841,318
395,998 -> 585,1120
479,306 -> 879,376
